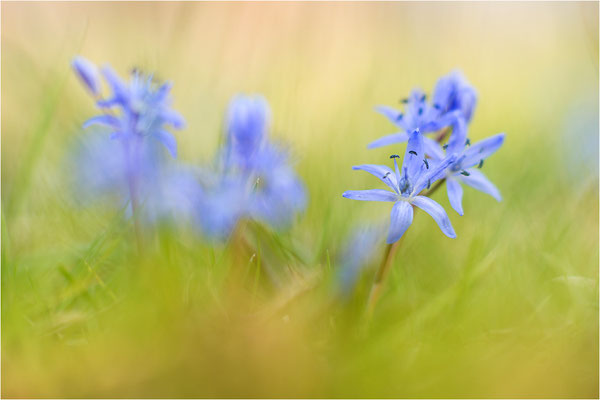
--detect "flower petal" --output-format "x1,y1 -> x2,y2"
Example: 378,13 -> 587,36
421,109 -> 462,133
162,109 -> 186,130
423,136 -> 445,160
446,178 -> 464,216
83,115 -> 120,129
342,189 -> 397,202
402,129 -> 425,182
413,154 -> 457,194
445,116 -> 468,155
101,65 -> 129,103
387,201 -> 413,243
155,130 -> 178,158
72,56 -> 101,95
375,105 -> 404,127
411,196 -> 456,238
462,133 -> 505,168
458,168 -> 502,201
352,164 -> 398,192
367,132 -> 408,149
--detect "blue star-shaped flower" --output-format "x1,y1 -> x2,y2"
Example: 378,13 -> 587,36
73,56 -> 184,159
368,70 -> 477,150
425,118 -> 505,216
343,130 -> 457,243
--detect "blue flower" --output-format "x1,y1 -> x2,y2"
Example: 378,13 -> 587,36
72,56 -> 185,159
344,130 -> 457,243
197,94 -> 306,239
432,70 -> 477,123
70,57 -> 195,225
426,118 -> 505,216
368,70 -> 476,149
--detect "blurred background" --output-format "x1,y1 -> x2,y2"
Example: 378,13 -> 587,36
2,2 -> 598,398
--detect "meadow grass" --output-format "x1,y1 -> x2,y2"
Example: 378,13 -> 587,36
1,2 -> 598,398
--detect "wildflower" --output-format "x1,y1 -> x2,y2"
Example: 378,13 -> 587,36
343,130 -> 457,243
432,70 -> 477,123
198,94 -> 305,238
70,56 -> 192,223
427,118 -> 505,216
367,70 -> 476,149
73,56 -> 185,159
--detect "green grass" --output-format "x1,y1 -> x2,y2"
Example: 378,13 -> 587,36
1,2 -> 598,398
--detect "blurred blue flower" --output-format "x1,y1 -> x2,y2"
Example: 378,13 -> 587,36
73,56 -> 184,159
368,70 -> 476,149
425,118 -> 505,216
344,130 -> 457,243
70,56 -> 197,225
69,128 -> 202,225
432,70 -> 477,123
562,91 -> 599,181
197,94 -> 306,239
338,223 -> 386,296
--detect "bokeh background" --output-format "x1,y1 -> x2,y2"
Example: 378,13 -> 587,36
2,2 -> 598,398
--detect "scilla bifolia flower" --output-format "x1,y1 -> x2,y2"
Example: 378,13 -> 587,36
343,130 -> 457,243
71,56 -> 189,225
198,94 -> 305,239
368,70 -> 476,149
426,118 -> 505,216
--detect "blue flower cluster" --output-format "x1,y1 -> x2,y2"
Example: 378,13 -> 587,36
343,70 -> 505,243
197,95 -> 306,239
72,58 -> 502,248
71,57 -> 305,237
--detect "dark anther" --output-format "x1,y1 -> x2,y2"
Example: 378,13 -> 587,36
460,170 -> 471,176
383,172 -> 391,179
442,144 -> 449,150
396,113 -> 403,121
418,107 -> 423,115
478,159 -> 484,169
420,94 -> 426,102
423,159 -> 429,169
427,179 -> 431,189
409,150 -> 417,156
390,154 -> 400,159
433,103 -> 441,110
465,138 -> 471,146
400,98 -> 409,104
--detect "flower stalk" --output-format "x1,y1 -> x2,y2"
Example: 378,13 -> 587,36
366,177 -> 446,315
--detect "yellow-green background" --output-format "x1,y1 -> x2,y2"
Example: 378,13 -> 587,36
2,2 -> 598,398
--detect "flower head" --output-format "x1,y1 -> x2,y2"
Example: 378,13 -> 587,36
368,70 -> 476,150
426,118 -> 505,216
70,56 -> 194,224
197,94 -> 305,239
344,130 -> 457,243
432,70 -> 477,123
73,56 -> 184,159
